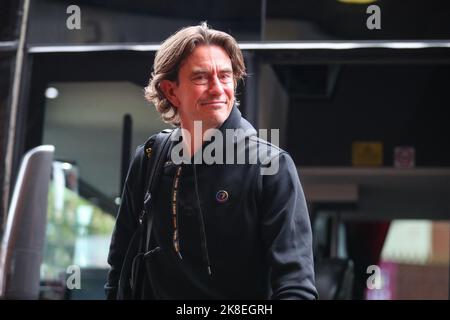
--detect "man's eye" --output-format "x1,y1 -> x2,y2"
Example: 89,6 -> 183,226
219,73 -> 232,82
192,75 -> 208,83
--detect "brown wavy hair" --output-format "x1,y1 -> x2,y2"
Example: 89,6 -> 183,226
144,22 -> 246,126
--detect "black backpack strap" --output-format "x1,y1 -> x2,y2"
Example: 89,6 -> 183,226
117,128 -> 174,299
141,129 -> 174,253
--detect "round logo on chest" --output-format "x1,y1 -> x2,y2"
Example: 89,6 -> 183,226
215,190 -> 229,203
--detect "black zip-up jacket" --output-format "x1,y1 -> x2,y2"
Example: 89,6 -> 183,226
106,107 -> 318,299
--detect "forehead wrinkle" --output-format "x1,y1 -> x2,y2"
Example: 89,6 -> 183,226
182,45 -> 233,77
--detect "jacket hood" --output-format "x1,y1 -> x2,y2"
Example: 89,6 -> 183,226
218,105 -> 257,138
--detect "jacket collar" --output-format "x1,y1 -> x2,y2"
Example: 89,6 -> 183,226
218,105 -> 257,138
217,104 -> 242,133
173,104 -> 256,141
169,105 -> 257,162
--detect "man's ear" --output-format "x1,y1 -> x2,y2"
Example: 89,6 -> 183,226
160,80 -> 180,108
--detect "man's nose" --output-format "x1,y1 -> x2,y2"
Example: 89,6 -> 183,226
208,75 -> 224,95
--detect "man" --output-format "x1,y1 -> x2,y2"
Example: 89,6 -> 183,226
106,23 -> 318,300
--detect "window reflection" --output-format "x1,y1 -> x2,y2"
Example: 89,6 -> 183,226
40,161 -> 115,299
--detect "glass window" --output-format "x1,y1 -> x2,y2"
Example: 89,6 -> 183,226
42,81 -> 166,202
40,162 -> 116,299
0,0 -> 20,41
39,81 -> 166,299
312,214 -> 449,300
265,1 -> 450,41
29,0 -> 261,45
280,64 -> 450,167
26,1 -> 450,44
366,220 -> 449,300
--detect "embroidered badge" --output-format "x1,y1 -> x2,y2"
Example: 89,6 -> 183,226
216,190 -> 229,203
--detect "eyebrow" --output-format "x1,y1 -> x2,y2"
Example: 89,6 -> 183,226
190,67 -> 233,75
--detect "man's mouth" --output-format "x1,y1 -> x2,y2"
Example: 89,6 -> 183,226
201,101 -> 226,104
201,101 -> 227,106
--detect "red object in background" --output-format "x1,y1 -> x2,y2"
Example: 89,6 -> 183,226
394,146 -> 415,168
347,221 -> 390,261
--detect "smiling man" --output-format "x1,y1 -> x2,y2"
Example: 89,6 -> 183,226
159,44 -> 235,157
105,23 -> 318,300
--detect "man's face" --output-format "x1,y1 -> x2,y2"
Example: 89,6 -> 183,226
163,45 -> 235,129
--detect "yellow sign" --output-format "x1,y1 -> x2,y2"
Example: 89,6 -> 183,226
352,142 -> 383,167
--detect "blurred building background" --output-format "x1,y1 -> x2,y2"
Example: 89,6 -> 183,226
1,0 -> 449,300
